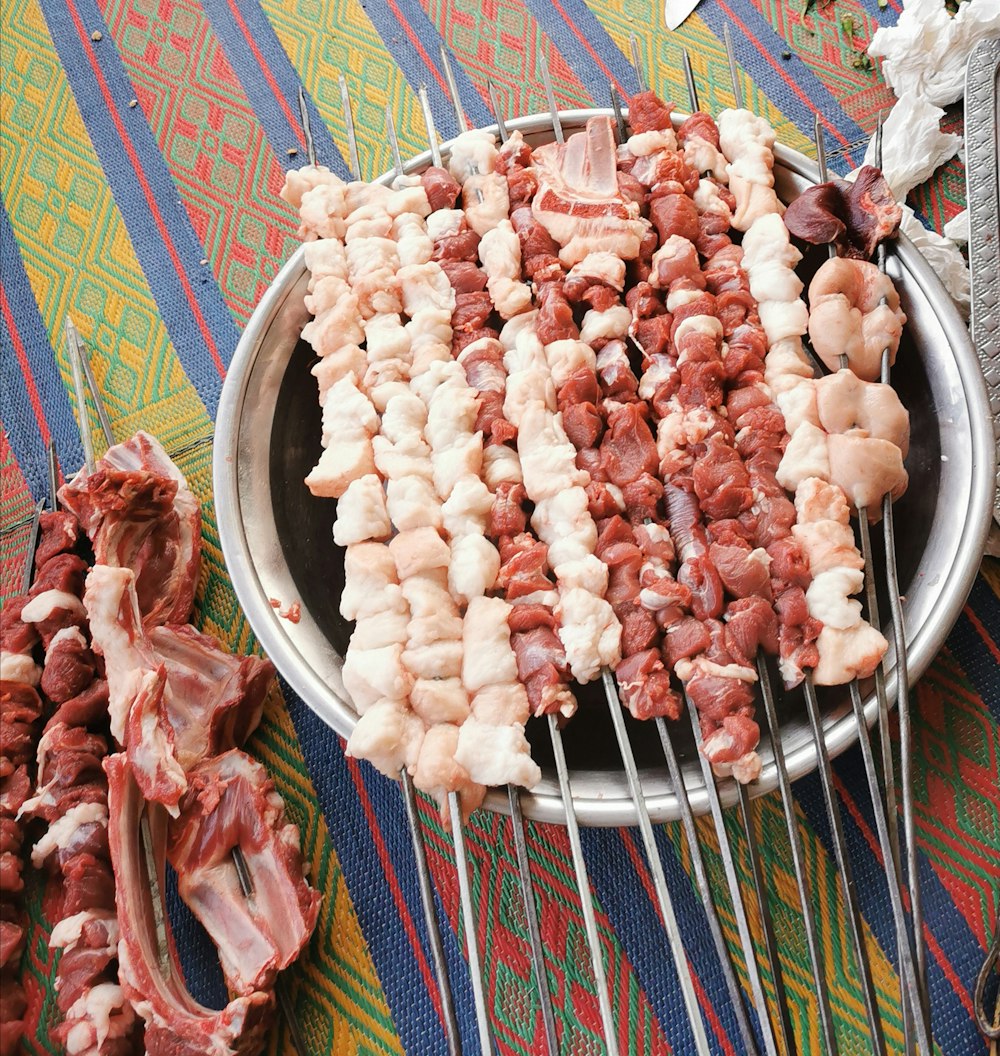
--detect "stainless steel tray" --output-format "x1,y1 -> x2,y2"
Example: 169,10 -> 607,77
214,109 -> 995,826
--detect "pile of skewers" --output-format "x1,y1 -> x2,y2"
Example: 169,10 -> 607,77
269,35 -> 936,1056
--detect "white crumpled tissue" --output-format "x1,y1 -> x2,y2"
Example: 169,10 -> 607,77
858,92 -> 963,200
868,0 -> 1000,108
900,206 -> 971,316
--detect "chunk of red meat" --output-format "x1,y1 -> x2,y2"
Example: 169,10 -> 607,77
604,548 -> 644,612
48,679 -> 110,729
678,361 -> 726,410
440,260 -> 488,293
596,340 -> 637,399
29,552 -> 87,598
36,511 -> 80,567
506,167 -> 538,208
507,604 -> 559,633
61,851 -> 116,915
725,596 -> 779,662
452,291 -> 493,332
585,482 -> 622,520
633,315 -> 673,358
421,166 -> 461,210
709,543 -> 772,602
512,628 -> 568,683
435,228 -> 480,262
562,402 -> 603,450
693,438 -> 754,520
582,285 -> 622,313
663,617 -> 711,668
536,283 -> 578,344
498,540 -> 555,599
650,193 -> 699,245
0,596 -> 38,655
600,404 -> 658,486
616,650 -> 681,719
617,170 -> 645,208
496,135 -> 532,174
475,392 -> 516,443
40,633 -> 95,704
726,384 -> 771,425
489,482 -> 528,538
561,370 -> 601,412
677,554 -> 724,621
768,538 -> 812,593
510,207 -> 563,284
783,165 -> 901,259
651,237 -> 702,289
685,672 -> 755,724
626,281 -> 662,320
677,111 -> 720,148
619,607 -> 659,655
621,474 -> 663,522
628,90 -> 674,132
596,515 -> 635,554
702,713 -> 761,767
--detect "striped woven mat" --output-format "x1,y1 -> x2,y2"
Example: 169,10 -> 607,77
2,1 -> 997,1053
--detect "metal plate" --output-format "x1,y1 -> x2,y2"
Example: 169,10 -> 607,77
214,110 -> 995,826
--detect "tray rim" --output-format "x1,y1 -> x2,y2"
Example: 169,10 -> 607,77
214,108 -> 996,826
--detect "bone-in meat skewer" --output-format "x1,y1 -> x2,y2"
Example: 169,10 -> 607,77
64,318 -> 312,1054
424,78 -> 559,1054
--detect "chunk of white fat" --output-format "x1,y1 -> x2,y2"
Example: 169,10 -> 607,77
0,651 -> 41,686
461,596 -> 517,692
777,421 -> 831,494
454,718 -> 541,790
556,588 -> 621,683
411,678 -> 471,726
20,590 -> 86,624
448,535 -> 500,603
332,475 -> 391,547
342,643 -> 411,712
346,699 -> 424,777
49,910 -> 119,952
806,568 -> 865,629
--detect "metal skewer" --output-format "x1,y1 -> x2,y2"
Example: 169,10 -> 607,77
872,109 -> 928,1025
47,441 -> 59,517
814,116 -> 930,1048
20,499 -> 44,594
608,59 -> 763,1055
676,45 -> 889,1051
65,318 -> 95,475
297,87 -> 317,168
384,98 -> 495,1056
439,46 -> 468,135
430,75 -> 560,1054
333,85 -> 462,1056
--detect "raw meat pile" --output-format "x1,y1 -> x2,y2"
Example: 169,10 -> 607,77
0,433 -> 318,1055
279,92 -> 910,807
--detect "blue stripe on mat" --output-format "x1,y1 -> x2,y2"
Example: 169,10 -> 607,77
199,0 -> 347,177
583,824 -> 754,1055
278,675 -> 471,1056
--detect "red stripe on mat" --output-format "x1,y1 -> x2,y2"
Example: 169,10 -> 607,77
620,829 -> 737,1056
344,756 -> 449,1033
835,779 -> 978,1019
